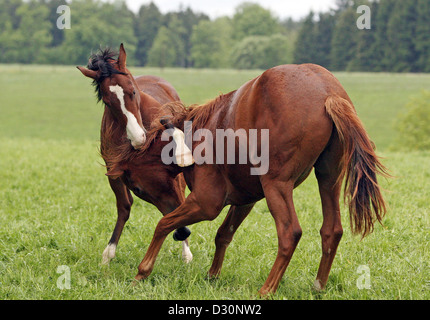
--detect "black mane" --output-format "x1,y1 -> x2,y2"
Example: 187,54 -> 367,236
87,48 -> 126,102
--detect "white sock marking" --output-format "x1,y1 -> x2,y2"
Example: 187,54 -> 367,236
181,241 -> 193,264
102,243 -> 117,265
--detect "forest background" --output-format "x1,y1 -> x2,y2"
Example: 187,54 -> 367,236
1,0 -> 429,73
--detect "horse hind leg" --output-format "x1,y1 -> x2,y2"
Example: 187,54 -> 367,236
208,203 -> 255,278
259,181 -> 302,296
313,134 -> 344,291
102,177 -> 133,265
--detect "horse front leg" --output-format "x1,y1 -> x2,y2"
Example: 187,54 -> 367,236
134,193 -> 221,281
102,177 -> 133,264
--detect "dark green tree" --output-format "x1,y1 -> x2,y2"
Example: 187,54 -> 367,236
386,0 -> 419,72
134,2 -> 162,66
163,8 -> 209,67
45,0 -> 68,47
293,12 -> 318,64
330,7 -> 358,70
415,0 -> 430,72
165,14 -> 187,67
313,12 -> 335,69
6,1 -> 52,63
369,0 -> 396,71
348,0 -> 379,71
0,0 -> 22,62
60,0 -> 137,65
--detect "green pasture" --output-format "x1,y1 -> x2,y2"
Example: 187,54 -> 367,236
0,65 -> 429,300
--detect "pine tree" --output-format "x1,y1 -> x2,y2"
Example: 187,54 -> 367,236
293,12 -> 318,64
371,0 -> 396,71
330,7 -> 358,70
135,2 -> 163,66
386,0 -> 419,72
348,0 -> 379,71
313,12 -> 335,69
415,0 -> 430,72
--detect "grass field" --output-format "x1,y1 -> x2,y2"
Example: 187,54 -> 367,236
0,65 -> 429,300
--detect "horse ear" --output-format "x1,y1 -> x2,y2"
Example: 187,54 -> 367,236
105,166 -> 124,180
76,66 -> 97,79
118,43 -> 127,71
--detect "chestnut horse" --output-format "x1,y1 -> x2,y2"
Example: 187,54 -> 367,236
77,44 -> 193,264
132,63 -> 389,295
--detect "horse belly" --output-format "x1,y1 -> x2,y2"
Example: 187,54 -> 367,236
224,165 -> 264,205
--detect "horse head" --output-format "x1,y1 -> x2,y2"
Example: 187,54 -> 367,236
77,44 -> 146,149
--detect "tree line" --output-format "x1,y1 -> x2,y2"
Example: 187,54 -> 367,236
0,0 -> 298,69
0,0 -> 429,72
295,0 -> 430,73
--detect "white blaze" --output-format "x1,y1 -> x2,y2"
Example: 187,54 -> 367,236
109,85 -> 146,148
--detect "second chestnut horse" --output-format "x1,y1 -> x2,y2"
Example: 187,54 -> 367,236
133,63 -> 389,295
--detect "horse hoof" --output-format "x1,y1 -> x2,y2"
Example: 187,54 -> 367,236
173,227 -> 191,241
313,279 -> 325,292
101,243 -> 116,265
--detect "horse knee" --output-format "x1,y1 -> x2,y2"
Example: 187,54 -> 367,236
118,204 -> 131,221
320,227 -> 343,241
292,227 -> 303,243
214,232 -> 232,248
278,226 -> 302,257
320,227 -> 343,253
333,228 -> 343,241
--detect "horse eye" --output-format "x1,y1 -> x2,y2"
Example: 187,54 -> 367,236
133,90 -> 136,96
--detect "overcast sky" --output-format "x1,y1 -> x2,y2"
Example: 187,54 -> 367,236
124,0 -> 337,20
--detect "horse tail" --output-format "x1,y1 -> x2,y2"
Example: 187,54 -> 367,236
324,95 -> 390,237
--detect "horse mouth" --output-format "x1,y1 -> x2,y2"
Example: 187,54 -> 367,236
130,133 -> 146,149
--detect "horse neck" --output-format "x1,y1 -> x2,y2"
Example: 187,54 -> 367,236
101,106 -> 124,143
138,91 -> 162,128
188,91 -> 235,131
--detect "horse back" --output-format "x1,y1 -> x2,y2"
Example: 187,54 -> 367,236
134,75 -> 180,105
